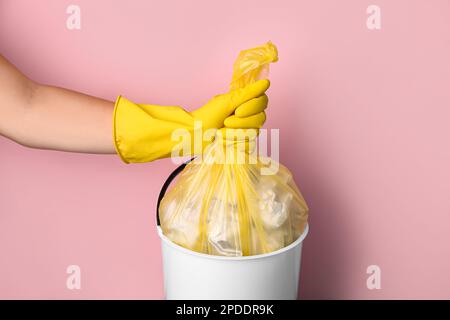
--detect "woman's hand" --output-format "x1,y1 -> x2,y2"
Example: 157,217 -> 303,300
113,80 -> 269,163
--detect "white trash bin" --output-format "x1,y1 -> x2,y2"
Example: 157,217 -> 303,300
157,224 -> 308,300
156,160 -> 309,300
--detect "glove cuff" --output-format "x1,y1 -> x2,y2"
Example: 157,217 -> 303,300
113,95 -> 197,163
113,95 -> 130,163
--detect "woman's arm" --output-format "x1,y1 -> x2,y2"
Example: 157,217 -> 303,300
0,54 -> 115,154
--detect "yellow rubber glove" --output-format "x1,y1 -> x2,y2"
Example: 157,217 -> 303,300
113,79 -> 269,163
223,94 -> 268,128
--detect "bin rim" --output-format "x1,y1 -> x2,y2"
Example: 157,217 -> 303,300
157,223 -> 309,261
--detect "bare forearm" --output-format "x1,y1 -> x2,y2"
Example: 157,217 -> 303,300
20,84 -> 115,153
0,54 -> 116,154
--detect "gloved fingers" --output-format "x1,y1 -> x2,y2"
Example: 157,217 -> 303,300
234,94 -> 268,118
224,111 -> 266,129
218,127 -> 260,140
228,79 -> 270,111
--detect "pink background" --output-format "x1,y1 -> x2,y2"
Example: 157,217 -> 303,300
1,0 -> 449,299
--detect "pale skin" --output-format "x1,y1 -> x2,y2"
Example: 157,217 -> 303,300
0,54 -> 116,154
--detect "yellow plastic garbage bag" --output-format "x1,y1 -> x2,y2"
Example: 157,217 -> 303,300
159,42 -> 309,256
